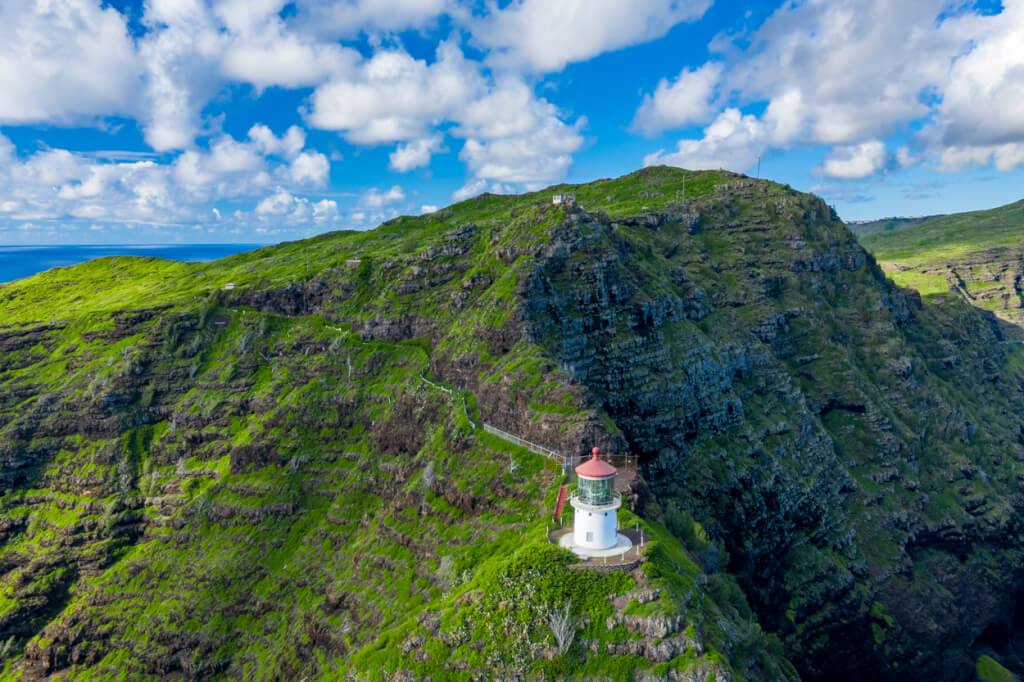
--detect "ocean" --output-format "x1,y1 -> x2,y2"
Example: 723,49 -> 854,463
0,244 -> 264,284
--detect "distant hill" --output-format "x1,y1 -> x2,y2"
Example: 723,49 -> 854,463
858,198 -> 1024,336
846,215 -> 937,238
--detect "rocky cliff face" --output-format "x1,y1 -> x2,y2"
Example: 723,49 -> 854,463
1,167 -> 1022,680
513,171 -> 1024,680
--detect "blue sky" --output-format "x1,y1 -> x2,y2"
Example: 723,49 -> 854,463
0,0 -> 1022,244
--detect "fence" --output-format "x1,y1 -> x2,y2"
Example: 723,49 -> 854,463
482,423 -> 568,469
416,371 -> 634,472
419,371 -> 476,429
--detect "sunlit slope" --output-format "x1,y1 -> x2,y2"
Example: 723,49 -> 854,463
858,199 -> 1024,334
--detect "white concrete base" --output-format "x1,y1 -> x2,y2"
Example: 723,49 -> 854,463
558,531 -> 633,558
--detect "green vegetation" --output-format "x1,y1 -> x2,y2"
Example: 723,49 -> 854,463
859,200 -> 1024,264
3,166 -> 1024,680
976,654 -> 1014,682
857,198 -> 1024,333
0,167 -> 799,680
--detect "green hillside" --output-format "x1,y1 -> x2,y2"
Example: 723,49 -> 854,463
2,167 -> 1024,681
846,216 -> 935,238
858,199 -> 1024,334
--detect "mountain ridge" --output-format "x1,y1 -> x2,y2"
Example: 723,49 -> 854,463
2,166 -> 1024,681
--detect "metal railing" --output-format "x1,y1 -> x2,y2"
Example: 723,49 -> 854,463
482,423 -> 568,469
412,369 -> 633,474
567,489 -> 622,510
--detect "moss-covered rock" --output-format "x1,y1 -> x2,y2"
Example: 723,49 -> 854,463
1,167 -> 1023,680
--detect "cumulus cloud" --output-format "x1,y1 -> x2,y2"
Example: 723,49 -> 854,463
360,185 -> 406,208
451,178 -> 488,202
218,1 -> 359,89
292,0 -> 450,39
0,0 -> 142,124
138,0 -> 225,151
256,187 -> 300,217
632,62 -> 723,135
0,124 -> 330,230
420,204 -> 439,214
471,0 -> 711,72
306,42 -> 483,145
389,134 -> 446,172
255,188 -> 341,225
644,108 -> 767,172
450,178 -> 515,201
285,151 -> 331,186
926,0 -> 1024,170
816,140 -> 890,179
249,125 -> 306,160
307,45 -> 584,187
643,0 -> 1024,177
453,78 -> 585,187
0,0 -> 601,220
312,198 -> 340,224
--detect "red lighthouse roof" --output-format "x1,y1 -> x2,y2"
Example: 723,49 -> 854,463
575,447 -> 616,478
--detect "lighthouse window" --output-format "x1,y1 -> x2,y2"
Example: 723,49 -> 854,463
577,476 -> 613,505
586,532 -> 594,542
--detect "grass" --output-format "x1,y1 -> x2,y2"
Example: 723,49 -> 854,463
860,199 -> 1024,264
4,164 -> 1018,680
976,654 -> 1014,682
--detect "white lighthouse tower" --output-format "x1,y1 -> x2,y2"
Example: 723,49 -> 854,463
559,447 -> 632,557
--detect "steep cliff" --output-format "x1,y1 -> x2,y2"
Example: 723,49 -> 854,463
1,167 -> 1022,680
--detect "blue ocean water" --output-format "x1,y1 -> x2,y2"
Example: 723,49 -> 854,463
0,244 -> 264,284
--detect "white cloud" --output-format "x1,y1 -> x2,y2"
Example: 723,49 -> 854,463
389,134 -> 445,172
816,140 -> 890,179
0,126 -> 329,229
312,198 -> 339,224
213,0 -> 287,34
218,1 -> 360,89
256,187 -> 298,216
139,0 -> 225,151
306,42 -> 483,144
360,185 -> 406,208
0,0 -> 142,124
925,0 -> 1024,170
642,0 -> 1024,178
643,108 -> 767,172
306,44 -> 586,188
292,0 -> 450,39
255,187 -> 339,226
420,204 -> 439,214
450,178 -> 515,201
110,0 -> 358,151
248,125 -> 306,160
938,143 -> 1024,173
632,62 -> 723,135
896,146 -> 918,168
451,178 -> 488,202
286,151 -> 331,186
472,0 -> 711,72
454,79 -> 585,186
720,0 -> 959,147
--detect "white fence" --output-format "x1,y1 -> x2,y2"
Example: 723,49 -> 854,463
482,423 -> 568,470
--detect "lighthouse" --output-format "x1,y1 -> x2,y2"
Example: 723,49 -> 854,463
559,447 -> 632,557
